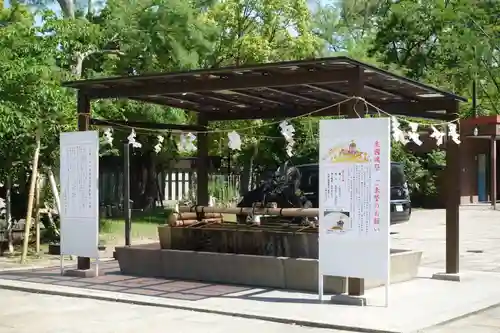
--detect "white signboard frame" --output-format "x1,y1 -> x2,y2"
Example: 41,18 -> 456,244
59,131 -> 100,274
318,118 -> 390,306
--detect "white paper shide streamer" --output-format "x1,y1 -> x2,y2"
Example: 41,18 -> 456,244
448,123 -> 461,145
227,130 -> 242,150
178,132 -> 197,152
0,197 -> 5,215
430,126 -> 445,146
279,120 -> 295,157
407,122 -> 423,146
127,129 -> 142,148
154,135 -> 164,154
391,117 -> 408,145
103,128 -> 113,146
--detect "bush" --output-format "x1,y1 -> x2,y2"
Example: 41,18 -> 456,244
391,142 -> 446,208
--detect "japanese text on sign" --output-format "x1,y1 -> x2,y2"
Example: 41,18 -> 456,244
374,140 -> 381,171
373,140 -> 381,231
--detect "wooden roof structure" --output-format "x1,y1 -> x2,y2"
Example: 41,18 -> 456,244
66,56 -> 465,285
63,56 -> 467,121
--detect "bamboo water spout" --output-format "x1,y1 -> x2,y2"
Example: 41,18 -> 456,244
179,205 -> 319,217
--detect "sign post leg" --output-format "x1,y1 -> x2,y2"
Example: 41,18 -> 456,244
385,282 -> 390,307
318,273 -> 324,301
95,257 -> 100,277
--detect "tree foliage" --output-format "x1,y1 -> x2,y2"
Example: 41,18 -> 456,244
0,0 -> 499,211
0,3 -> 74,179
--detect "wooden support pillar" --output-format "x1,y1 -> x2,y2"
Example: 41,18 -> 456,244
445,102 -> 460,274
491,136 -> 497,210
76,91 -> 91,270
347,66 -> 365,296
196,114 -> 209,206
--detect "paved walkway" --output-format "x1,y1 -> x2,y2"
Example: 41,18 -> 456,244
2,257 -> 500,332
1,287 -> 500,333
0,289 -> 340,333
1,208 -> 500,333
392,207 -> 500,272
424,305 -> 500,333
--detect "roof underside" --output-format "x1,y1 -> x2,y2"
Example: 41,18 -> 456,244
64,57 -> 467,121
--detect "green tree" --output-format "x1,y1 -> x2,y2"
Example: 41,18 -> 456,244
369,0 -> 500,114
202,0 -> 323,191
0,3 -> 74,251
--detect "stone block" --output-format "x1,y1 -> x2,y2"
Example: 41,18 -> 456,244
160,249 -> 202,280
432,272 -> 461,282
116,245 -> 162,277
330,294 -> 366,306
64,269 -> 97,278
283,257 -> 345,293
118,245 -> 422,294
390,249 -> 422,282
161,249 -> 286,288
158,225 -> 172,249
366,249 -> 422,288
225,253 -> 285,288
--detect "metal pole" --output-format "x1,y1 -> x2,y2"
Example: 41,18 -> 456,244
123,142 -> 131,246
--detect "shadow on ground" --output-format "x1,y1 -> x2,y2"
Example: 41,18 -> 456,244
0,261 -> 252,301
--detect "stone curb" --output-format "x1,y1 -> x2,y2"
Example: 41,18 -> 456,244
0,278 -> 398,333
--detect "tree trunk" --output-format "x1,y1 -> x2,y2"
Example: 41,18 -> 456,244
20,129 -> 41,263
57,0 -> 75,19
34,176 -> 41,254
5,173 -> 13,254
47,168 -> 61,215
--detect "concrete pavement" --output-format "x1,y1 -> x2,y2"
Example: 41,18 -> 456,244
0,289 -> 343,333
391,207 -> 500,272
424,305 -> 500,333
2,288 -> 500,333
2,208 -> 500,333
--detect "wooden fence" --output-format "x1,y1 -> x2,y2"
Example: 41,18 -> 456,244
162,172 -> 241,204
99,169 -> 241,206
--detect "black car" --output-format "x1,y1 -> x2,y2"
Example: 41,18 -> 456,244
294,162 -> 411,224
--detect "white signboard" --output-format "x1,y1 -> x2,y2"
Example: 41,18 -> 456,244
318,118 -> 390,301
60,131 -> 99,259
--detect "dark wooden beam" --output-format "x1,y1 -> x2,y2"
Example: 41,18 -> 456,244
84,68 -> 356,99
365,82 -> 415,100
304,84 -> 350,99
129,96 -> 207,111
205,91 -> 284,106
207,99 -> 456,121
89,118 -> 207,132
491,136 -> 497,210
263,87 -> 325,104
129,97 -> 227,116
77,93 -> 90,131
347,65 -> 365,297
76,91 -> 91,271
174,93 -> 244,109
445,101 -> 460,275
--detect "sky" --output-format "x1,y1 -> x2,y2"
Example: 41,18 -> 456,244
5,0 -> 336,39
5,0 -> 334,19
